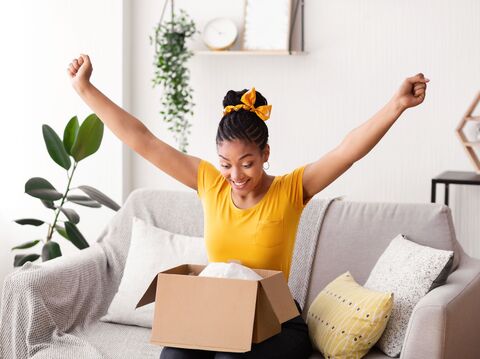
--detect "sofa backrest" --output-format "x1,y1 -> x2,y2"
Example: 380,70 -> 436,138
113,190 -> 462,316
128,189 -> 204,237
99,189 -> 204,277
304,199 -> 463,312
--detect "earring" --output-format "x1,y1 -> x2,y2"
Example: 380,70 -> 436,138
263,161 -> 270,170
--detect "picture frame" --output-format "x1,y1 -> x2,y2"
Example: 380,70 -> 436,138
242,0 -> 292,51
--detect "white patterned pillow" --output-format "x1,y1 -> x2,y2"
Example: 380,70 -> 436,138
364,234 -> 453,357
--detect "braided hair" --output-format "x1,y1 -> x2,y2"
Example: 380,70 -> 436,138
216,89 -> 269,151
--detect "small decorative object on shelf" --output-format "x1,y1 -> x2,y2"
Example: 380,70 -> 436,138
243,0 -> 292,52
202,17 -> 238,51
455,91 -> 480,173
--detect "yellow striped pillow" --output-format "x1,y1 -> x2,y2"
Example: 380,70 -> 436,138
307,272 -> 393,359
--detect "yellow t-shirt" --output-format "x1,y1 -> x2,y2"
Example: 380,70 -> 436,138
197,160 -> 309,280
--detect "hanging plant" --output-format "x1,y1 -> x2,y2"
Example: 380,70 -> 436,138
151,2 -> 197,153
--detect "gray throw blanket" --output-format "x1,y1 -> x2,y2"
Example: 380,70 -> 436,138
0,189 -> 338,358
288,196 -> 340,310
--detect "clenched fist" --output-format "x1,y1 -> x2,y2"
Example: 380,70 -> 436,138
67,54 -> 93,93
392,73 -> 429,111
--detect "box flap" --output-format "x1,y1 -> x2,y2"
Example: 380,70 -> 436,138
184,264 -> 206,275
136,274 -> 158,309
252,268 -> 279,278
161,264 -> 190,275
136,264 -> 209,309
259,272 -> 299,323
160,263 -> 206,276
252,284 -> 281,343
151,273 -> 259,352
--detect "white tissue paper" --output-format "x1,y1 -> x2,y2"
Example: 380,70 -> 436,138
198,262 -> 263,281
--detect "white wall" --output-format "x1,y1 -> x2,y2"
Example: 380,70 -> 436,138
1,0 -> 479,299
0,1 -> 124,292
128,0 -> 480,256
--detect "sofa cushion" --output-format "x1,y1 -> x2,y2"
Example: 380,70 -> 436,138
100,217 -> 209,328
364,234 -> 454,357
305,200 -> 460,316
75,321 -> 162,359
307,272 -> 393,359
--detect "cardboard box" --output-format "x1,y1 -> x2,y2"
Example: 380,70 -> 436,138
136,264 -> 299,353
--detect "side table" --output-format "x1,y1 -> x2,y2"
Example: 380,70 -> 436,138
431,171 -> 480,206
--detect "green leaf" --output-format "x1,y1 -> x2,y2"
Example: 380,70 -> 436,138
63,116 -> 79,156
11,239 -> 41,250
64,222 -> 89,249
14,254 -> 40,267
42,124 -> 71,170
66,195 -> 101,208
14,218 -> 44,226
78,185 -> 121,211
59,207 -> 80,224
55,225 -> 69,240
70,114 -> 104,162
25,177 -> 63,201
41,199 -> 56,209
41,241 -> 62,261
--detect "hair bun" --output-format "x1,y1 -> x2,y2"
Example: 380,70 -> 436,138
222,89 -> 268,108
222,90 -> 243,107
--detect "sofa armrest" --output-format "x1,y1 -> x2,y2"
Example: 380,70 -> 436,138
0,244 -> 110,358
400,255 -> 480,359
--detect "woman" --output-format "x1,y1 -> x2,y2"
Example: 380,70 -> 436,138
68,54 -> 428,359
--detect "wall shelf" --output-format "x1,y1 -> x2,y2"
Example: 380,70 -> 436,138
456,91 -> 480,173
193,50 -> 307,56
463,141 -> 480,147
466,116 -> 480,122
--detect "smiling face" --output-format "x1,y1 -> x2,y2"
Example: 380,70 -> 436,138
217,139 -> 270,194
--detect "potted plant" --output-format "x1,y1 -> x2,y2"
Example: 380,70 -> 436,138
151,0 -> 197,153
12,114 -> 120,267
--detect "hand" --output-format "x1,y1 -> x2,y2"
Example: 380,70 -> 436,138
392,73 -> 430,111
67,54 -> 93,92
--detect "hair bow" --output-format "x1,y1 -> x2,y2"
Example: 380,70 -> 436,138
223,87 -> 272,121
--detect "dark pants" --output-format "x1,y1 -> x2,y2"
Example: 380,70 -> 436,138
160,300 -> 312,359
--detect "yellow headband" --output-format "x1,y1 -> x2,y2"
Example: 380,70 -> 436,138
223,87 -> 272,121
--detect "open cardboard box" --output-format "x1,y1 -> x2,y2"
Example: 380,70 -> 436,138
136,264 -> 299,353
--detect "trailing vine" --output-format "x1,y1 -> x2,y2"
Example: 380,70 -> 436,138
151,5 -> 196,153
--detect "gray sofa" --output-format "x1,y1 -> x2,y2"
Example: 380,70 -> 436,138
1,189 -> 480,359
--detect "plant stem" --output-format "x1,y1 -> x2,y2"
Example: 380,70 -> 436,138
171,0 -> 174,31
159,0 -> 168,27
47,162 -> 78,241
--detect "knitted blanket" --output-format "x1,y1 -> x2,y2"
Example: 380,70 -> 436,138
288,196 -> 340,310
0,190 -> 337,358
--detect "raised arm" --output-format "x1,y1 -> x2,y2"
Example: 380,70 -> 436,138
68,54 -> 201,190
303,73 -> 429,199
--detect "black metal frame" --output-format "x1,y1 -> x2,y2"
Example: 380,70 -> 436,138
431,171 -> 480,206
